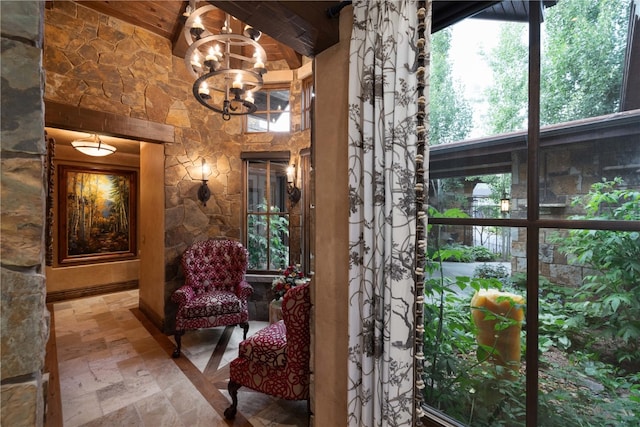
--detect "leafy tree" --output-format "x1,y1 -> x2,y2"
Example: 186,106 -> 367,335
552,178 -> 640,362
482,0 -> 629,133
429,28 -> 473,145
541,0 -> 629,124
484,23 -> 529,134
429,28 -> 473,211
247,201 -> 289,270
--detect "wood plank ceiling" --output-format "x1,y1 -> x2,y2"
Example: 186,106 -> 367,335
75,1 -> 540,70
76,0 -> 340,69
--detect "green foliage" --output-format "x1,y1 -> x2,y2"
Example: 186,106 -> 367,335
552,178 -> 640,360
470,247 -> 499,262
484,22 -> 529,133
427,244 -> 498,263
423,262 -> 639,425
483,0 -> 629,133
247,201 -> 289,270
430,177 -> 469,212
429,28 -> 473,145
466,174 -> 511,205
474,263 -> 508,280
541,0 -> 629,124
428,243 -> 474,263
422,204 -> 639,424
428,29 -> 473,213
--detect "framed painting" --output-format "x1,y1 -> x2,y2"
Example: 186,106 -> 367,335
58,165 -> 137,265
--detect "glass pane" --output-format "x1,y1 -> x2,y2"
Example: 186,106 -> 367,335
268,214 -> 290,271
247,161 -> 267,212
247,113 -> 268,133
247,214 -> 267,270
269,111 -> 290,132
539,134 -> 640,220
537,228 -> 639,425
540,1 -> 630,126
270,163 -> 288,213
269,90 -> 290,112
436,15 -> 528,142
253,90 -> 268,111
429,173 -> 515,220
423,225 -> 526,426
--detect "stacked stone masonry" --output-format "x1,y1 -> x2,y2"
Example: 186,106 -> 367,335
43,1 -> 310,332
1,1 -> 49,426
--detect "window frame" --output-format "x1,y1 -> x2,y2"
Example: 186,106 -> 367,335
245,85 -> 292,133
423,4 -> 640,427
242,151 -> 291,273
301,76 -> 314,131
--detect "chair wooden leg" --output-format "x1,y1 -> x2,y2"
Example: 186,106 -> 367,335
172,330 -> 184,358
224,380 -> 241,419
240,322 -> 249,340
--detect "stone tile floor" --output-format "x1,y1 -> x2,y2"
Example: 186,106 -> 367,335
52,290 -> 308,427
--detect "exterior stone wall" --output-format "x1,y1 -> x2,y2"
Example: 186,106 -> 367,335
43,2 -> 310,331
510,136 -> 640,287
1,1 -> 49,425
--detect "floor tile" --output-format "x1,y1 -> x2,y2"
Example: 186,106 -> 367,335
53,290 -> 309,426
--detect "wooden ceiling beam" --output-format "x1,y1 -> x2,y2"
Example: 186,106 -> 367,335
208,1 -> 339,57
78,1 -> 183,40
45,101 -> 174,144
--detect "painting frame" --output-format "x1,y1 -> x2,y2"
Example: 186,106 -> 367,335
58,164 -> 137,265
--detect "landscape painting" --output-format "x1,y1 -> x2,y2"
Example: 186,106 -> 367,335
58,165 -> 137,264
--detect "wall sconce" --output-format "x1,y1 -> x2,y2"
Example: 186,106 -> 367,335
198,159 -> 211,206
500,197 -> 511,214
286,164 -> 301,205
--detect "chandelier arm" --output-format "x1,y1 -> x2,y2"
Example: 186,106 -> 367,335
182,4 -> 218,46
185,4 -> 267,119
193,72 -> 259,117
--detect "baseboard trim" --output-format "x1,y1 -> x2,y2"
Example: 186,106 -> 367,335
46,280 -> 138,303
138,298 -> 165,333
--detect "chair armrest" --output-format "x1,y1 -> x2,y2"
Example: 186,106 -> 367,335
236,280 -> 254,301
171,285 -> 195,305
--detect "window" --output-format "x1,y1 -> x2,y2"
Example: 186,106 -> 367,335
246,87 -> 291,133
243,155 -> 290,271
424,2 -> 638,426
301,76 -> 313,131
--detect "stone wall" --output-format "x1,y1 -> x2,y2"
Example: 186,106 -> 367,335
510,136 -> 640,287
43,2 -> 310,331
1,1 -> 49,426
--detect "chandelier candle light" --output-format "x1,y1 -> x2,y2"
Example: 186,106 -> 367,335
183,3 -> 267,120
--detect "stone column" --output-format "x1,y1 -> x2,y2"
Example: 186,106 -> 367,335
1,2 -> 49,426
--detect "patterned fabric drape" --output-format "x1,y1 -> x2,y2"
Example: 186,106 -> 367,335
347,1 -> 430,425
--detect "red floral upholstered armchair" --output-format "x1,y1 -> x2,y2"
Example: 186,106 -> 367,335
171,239 -> 253,358
224,282 -> 311,419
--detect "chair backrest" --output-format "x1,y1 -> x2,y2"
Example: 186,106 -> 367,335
181,239 -> 248,293
281,282 -> 311,367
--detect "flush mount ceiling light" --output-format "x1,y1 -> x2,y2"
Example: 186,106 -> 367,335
183,2 -> 267,121
71,134 -> 116,157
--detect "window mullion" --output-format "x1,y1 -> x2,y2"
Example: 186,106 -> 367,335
526,2 -> 542,426
265,161 -> 272,270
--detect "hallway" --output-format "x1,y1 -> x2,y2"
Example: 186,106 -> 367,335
46,290 -> 308,427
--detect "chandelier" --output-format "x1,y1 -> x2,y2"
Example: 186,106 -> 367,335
183,3 -> 267,121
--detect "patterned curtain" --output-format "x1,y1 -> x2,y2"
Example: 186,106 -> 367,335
347,1 -> 430,425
